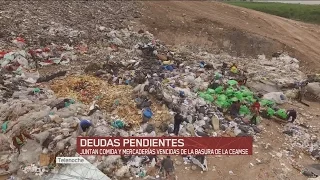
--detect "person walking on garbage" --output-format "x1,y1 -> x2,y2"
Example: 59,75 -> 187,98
173,111 -> 184,136
12,126 -> 35,154
161,156 -> 175,179
296,81 -> 308,103
286,109 -> 297,123
77,119 -> 93,136
250,113 -> 259,125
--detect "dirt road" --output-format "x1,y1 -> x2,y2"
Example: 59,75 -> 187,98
140,1 -> 320,73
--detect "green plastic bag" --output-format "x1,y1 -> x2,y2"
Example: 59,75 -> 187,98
65,99 -> 75,107
215,73 -> 222,80
228,80 -> 238,86
240,86 -> 248,90
218,94 -> 227,101
203,94 -> 214,102
260,99 -> 275,107
245,96 -> 255,103
198,92 -> 206,98
215,86 -> 224,94
267,108 -> 275,116
33,88 -> 40,94
234,91 -> 243,100
207,89 -> 215,94
112,120 -> 124,129
215,100 -> 224,108
276,109 -> 287,119
225,88 -> 234,97
239,105 -> 250,115
242,90 -> 253,97
223,101 -> 232,108
1,121 -> 8,133
231,97 -> 238,102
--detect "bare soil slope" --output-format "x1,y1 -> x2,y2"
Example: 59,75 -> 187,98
140,1 -> 320,73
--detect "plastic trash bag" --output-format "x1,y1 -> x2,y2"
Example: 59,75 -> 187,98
215,100 -> 224,108
234,91 -> 244,100
267,108 -> 275,116
143,108 -> 153,119
225,88 -> 235,97
218,94 -> 227,101
198,92 -> 206,98
206,89 -> 215,94
190,156 -> 208,171
260,99 -> 275,107
215,73 -> 222,80
276,109 -> 287,119
239,105 -> 250,115
1,121 -> 8,133
241,90 -> 253,97
203,94 -> 214,102
112,120 -> 124,129
214,86 -> 224,94
20,71 -> 40,84
263,92 -> 287,104
227,80 -> 238,86
231,97 -> 238,102
245,96 -> 255,103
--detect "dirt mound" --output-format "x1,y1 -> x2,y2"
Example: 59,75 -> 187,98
140,1 -> 320,74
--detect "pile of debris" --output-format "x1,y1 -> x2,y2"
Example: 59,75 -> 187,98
0,25 -> 319,180
50,75 -> 172,126
0,41 -> 76,72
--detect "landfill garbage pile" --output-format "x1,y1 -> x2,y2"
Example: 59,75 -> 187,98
0,41 -> 76,72
0,25 -> 317,180
0,1 -> 140,48
190,53 -> 305,86
282,123 -> 320,160
50,75 -> 172,126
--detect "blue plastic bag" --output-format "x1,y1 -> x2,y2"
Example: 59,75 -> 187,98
143,108 -> 153,119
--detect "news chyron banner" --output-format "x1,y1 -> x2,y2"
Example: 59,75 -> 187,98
77,137 -> 253,155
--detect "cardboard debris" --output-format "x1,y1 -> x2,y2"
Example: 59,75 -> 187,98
39,153 -> 51,166
50,75 -> 171,126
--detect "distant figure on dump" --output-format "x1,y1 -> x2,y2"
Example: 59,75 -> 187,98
221,62 -> 228,75
286,109 -> 297,123
12,126 -> 34,154
78,120 -> 93,136
230,63 -> 238,74
251,100 -> 261,115
174,112 -> 184,136
230,100 -> 241,118
161,156 -> 174,178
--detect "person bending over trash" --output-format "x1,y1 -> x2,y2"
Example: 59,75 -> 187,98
221,62 -> 228,75
78,119 -> 93,136
173,112 -> 184,136
230,63 -> 238,74
161,156 -> 175,178
286,109 -> 297,123
230,100 -> 241,118
12,126 -> 35,154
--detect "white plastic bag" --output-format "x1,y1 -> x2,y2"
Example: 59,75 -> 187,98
263,92 -> 287,104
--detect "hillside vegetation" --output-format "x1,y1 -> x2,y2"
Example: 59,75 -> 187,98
227,2 -> 320,24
